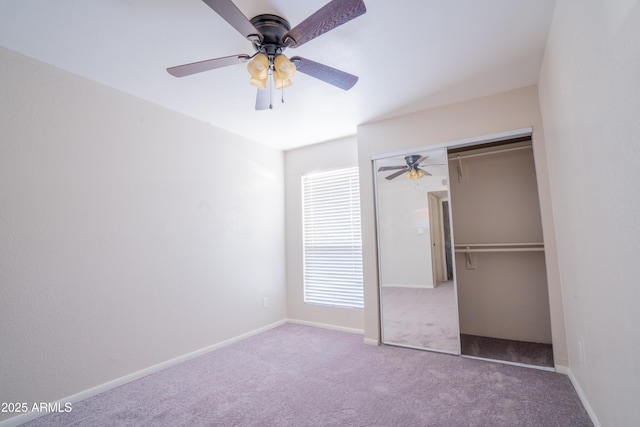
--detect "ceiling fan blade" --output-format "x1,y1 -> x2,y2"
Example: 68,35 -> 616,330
378,165 -> 408,172
283,0 -> 366,48
385,168 -> 409,181
290,56 -> 358,90
167,54 -> 249,77
412,156 -> 428,166
416,167 -> 432,177
255,87 -> 271,110
201,0 -> 262,41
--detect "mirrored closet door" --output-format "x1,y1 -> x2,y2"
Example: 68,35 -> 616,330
374,147 -> 460,354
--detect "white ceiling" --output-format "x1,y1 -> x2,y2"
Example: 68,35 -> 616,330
0,0 -> 557,151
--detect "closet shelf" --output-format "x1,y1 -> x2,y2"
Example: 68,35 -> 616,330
454,243 -> 544,253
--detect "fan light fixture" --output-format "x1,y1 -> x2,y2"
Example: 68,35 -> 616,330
247,53 -> 296,90
407,168 -> 426,180
274,54 -> 296,88
247,53 -> 269,88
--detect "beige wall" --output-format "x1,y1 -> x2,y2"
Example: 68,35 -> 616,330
538,0 -> 640,425
357,85 -> 568,367
0,46 -> 287,424
284,136 -> 364,331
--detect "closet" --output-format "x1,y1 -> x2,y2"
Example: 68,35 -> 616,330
448,138 -> 553,368
374,135 -> 553,369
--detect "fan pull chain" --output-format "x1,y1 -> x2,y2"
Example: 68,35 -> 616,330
268,69 -> 273,109
281,86 -> 285,104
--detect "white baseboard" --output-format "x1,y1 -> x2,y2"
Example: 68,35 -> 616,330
0,319 -> 287,427
284,318 -> 375,345
285,318 -> 364,335
461,355 -> 555,372
566,367 -> 601,427
554,364 -> 569,375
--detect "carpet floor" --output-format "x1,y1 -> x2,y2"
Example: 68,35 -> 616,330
461,334 -> 555,368
381,282 -> 459,353
23,323 -> 592,426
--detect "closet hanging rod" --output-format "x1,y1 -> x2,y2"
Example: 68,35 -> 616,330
448,145 -> 531,161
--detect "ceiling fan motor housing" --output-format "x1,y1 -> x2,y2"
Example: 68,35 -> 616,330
405,155 -> 422,169
250,14 -> 291,57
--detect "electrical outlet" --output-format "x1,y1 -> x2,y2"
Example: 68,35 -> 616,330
263,297 -> 268,308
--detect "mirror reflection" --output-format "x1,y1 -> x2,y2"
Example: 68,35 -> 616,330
375,147 -> 460,353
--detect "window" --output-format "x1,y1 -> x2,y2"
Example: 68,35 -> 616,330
302,167 -> 363,308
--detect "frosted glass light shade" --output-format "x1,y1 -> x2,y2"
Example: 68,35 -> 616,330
274,54 -> 296,79
249,77 -> 268,89
247,53 -> 269,88
406,169 -> 426,180
247,53 -> 269,79
274,78 -> 292,89
273,55 -> 295,90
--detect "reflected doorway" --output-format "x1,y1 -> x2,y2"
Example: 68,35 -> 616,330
443,200 -> 454,280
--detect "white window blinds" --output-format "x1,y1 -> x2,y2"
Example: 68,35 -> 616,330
302,167 -> 363,308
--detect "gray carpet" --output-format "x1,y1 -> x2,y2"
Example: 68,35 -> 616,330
461,334 -> 555,368
22,323 -> 592,426
381,282 -> 459,353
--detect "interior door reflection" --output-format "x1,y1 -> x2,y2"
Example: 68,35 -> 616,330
375,148 -> 460,353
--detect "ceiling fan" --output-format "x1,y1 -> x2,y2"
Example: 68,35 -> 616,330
378,155 -> 438,181
166,0 -> 366,110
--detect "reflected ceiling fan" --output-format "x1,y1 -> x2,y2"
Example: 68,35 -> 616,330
378,155 -> 439,181
167,0 -> 366,110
